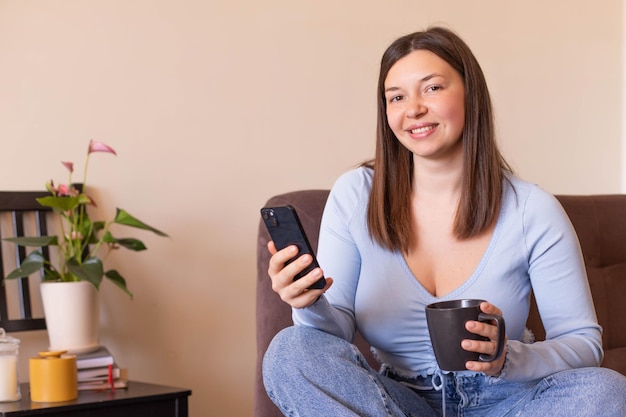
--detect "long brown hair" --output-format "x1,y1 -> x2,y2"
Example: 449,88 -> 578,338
365,26 -> 511,253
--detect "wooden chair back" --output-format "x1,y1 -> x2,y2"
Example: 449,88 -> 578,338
0,190 -> 51,332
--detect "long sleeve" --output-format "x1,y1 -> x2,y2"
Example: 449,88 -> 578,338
291,169 -> 371,342
501,185 -> 603,381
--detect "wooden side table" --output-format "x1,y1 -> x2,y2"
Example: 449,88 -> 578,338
0,381 -> 191,416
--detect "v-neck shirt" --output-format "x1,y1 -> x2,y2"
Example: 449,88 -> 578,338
292,167 -> 602,382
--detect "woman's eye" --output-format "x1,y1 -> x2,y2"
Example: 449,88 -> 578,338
426,85 -> 442,93
389,95 -> 403,103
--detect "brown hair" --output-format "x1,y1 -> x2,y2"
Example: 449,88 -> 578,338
365,26 -> 511,252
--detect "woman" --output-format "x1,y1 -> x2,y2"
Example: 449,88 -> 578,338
263,26 -> 626,417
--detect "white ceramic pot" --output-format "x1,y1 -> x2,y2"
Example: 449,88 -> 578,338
40,281 -> 100,354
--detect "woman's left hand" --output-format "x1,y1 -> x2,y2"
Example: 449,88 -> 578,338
462,301 -> 508,376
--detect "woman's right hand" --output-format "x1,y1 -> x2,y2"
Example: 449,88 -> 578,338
267,241 -> 333,309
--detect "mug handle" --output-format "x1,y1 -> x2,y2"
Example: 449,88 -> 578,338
477,313 -> 506,362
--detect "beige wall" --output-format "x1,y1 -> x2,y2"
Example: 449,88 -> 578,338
623,1 -> 626,190
0,1 -> 623,415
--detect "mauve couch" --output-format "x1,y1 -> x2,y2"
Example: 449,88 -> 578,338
256,190 -> 626,417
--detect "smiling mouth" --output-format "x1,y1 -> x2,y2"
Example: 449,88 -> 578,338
409,125 -> 436,134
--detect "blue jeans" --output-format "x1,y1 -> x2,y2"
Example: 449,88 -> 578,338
263,326 -> 626,417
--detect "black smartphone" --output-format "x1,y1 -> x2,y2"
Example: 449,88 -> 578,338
260,205 -> 326,290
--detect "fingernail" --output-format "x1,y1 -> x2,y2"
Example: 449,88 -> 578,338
462,340 -> 472,349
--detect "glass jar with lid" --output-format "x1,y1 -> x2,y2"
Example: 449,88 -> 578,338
0,328 -> 20,402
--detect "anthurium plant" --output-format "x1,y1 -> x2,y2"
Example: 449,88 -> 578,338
3,140 -> 168,298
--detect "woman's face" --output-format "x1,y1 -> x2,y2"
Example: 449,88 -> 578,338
384,49 -> 465,163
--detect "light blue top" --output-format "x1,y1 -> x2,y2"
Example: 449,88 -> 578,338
293,167 -> 603,382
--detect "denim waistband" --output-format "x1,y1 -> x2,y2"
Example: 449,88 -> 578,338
384,368 -> 485,417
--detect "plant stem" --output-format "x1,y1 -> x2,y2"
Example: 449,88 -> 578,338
89,220 -> 113,258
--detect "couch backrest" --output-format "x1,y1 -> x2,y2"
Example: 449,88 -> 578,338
554,196 -> 626,353
256,190 -> 330,417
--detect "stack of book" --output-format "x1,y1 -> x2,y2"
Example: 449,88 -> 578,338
75,346 -> 128,391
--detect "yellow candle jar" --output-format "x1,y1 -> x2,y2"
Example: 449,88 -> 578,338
29,351 -> 77,402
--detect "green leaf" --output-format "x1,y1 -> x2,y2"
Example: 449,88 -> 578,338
93,221 -> 106,233
102,232 -> 147,251
115,238 -> 147,251
36,196 -> 81,212
102,231 -> 115,243
104,270 -> 133,298
3,236 -> 58,247
77,193 -> 92,205
43,268 -> 62,282
66,257 -> 104,288
77,216 -> 96,243
4,251 -> 45,280
114,209 -> 169,237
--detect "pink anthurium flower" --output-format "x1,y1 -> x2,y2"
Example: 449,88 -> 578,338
88,140 -> 117,155
57,184 -> 70,196
61,161 -> 74,173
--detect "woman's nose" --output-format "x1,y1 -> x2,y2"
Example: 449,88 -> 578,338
406,97 -> 426,118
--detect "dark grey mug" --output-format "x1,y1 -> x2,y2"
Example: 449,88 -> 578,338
425,299 -> 506,371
